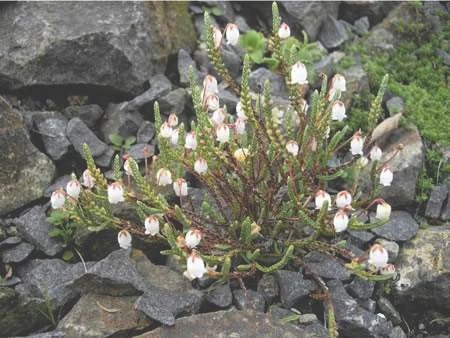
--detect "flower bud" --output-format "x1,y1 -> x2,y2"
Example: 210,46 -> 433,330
160,121 -> 173,138
336,191 -> 352,208
358,156 -> 369,168
375,200 -> 391,220
118,229 -> 132,249
108,182 -> 125,204
82,169 -> 95,189
168,113 -> 178,127
333,210 -> 349,233
380,167 -> 393,186
124,157 -> 134,176
216,124 -> 230,143
225,23 -> 239,46
173,178 -> 188,197
370,145 -> 383,161
170,128 -> 179,146
194,158 -> 208,175
51,188 -> 66,209
156,168 -> 172,186
205,94 -> 220,111
286,140 -> 299,156
331,74 -> 346,92
236,101 -> 247,120
368,244 -> 389,269
213,26 -> 222,49
203,75 -> 218,96
186,251 -> 207,279
185,229 -> 202,248
211,108 -> 226,126
144,216 -> 159,236
315,190 -> 331,210
278,22 -> 290,39
291,61 -> 308,85
350,131 -> 364,156
235,117 -> 246,135
66,178 -> 81,200
331,100 -> 346,121
185,131 -> 198,150
234,148 -> 250,162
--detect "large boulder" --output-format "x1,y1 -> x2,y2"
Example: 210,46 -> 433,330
0,101 -> 55,216
0,2 -> 196,95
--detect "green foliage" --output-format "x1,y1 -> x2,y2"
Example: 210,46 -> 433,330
47,210 -> 76,262
239,30 -> 266,64
109,133 -> 136,151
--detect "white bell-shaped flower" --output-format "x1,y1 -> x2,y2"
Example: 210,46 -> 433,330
333,210 -> 349,233
117,229 -> 132,249
51,189 -> 66,209
82,169 -> 95,189
213,26 -> 222,49
234,148 -> 249,162
236,101 -> 247,120
144,216 -> 159,236
108,182 -> 125,204
368,244 -> 389,269
336,191 -> 352,209
376,200 -> 391,220
185,131 -> 197,150
380,167 -> 393,186
350,131 -> 364,156
173,178 -> 188,197
203,75 -> 218,96
170,128 -> 179,146
66,178 -> 81,200
286,140 -> 299,156
331,100 -> 346,121
331,74 -> 346,92
168,113 -> 178,127
235,117 -> 246,135
225,23 -> 239,46
370,145 -> 383,161
211,108 -> 226,126
194,158 -> 208,175
156,168 -> 172,186
315,190 -> 331,210
358,156 -> 369,168
186,251 -> 207,279
160,121 -> 173,138
278,22 -> 291,39
291,61 -> 308,85
185,229 -> 202,248
216,124 -> 230,143
206,94 -> 220,111
123,157 -> 133,176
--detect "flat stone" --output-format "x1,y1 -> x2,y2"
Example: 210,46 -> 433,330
249,68 -> 288,99
347,277 -> 375,300
257,273 -> 279,305
232,289 -> 265,312
158,88 -> 188,116
269,306 -> 296,321
63,104 -> 104,129
275,270 -> 316,308
354,16 -> 370,36
1,241 -> 34,263
44,175 -> 71,198
347,230 -> 376,248
127,143 -> 155,161
298,313 -> 318,325
377,296 -> 402,325
304,251 -> 351,280
376,239 -> 400,263
178,49 -> 196,86
425,184 -> 450,220
319,15 -> 350,49
219,86 -> 239,113
371,211 -> 419,241
136,121 -> 156,144
0,236 -> 22,250
33,111 -> 71,160
15,206 -> 63,256
206,282 -> 232,308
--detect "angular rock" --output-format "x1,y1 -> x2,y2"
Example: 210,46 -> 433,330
377,238 -> 400,263
340,1 -> 398,25
328,280 -> 393,337
275,270 -> 316,308
219,86 -> 240,113
158,88 -> 188,116
358,298 -> 377,313
0,276 -> 21,287
33,111 -> 71,160
63,104 -> 104,129
319,16 -> 350,49
354,16 -> 370,36
341,64 -> 370,105
235,15 -> 251,33
137,310 -> 316,337
44,175 -> 72,198
347,277 -> 375,300
1,241 -> 34,264
377,296 -> 402,325
304,251 -> 351,281
249,68 -> 288,99
425,184 -> 450,221
136,121 -> 156,144
393,226 -> 450,313
371,211 -> 419,241
257,273 -> 279,305
206,282 -> 232,308
347,230 -> 375,248
0,2 -> 196,95
389,326 -> 407,338
0,103 -> 56,216
101,105 -> 144,142
127,143 -> 155,161
232,289 -> 265,312
178,49 -> 196,87
437,49 -> 450,67
269,306 -> 296,321
20,331 -> 66,338
15,206 -> 63,256
386,96 -> 404,116
58,293 -> 151,337
0,236 -> 22,250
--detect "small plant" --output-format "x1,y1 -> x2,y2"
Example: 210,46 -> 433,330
109,133 -> 136,152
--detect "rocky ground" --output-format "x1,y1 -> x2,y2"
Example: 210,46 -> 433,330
0,1 -> 449,337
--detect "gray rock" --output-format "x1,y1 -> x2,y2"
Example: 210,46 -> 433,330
127,143 -> 155,161
313,55 -> 335,88
101,105 -> 144,142
347,230 -> 375,248
135,286 -> 203,326
0,276 -> 21,287
73,249 -> 146,296
138,310 -> 316,337
340,1 -> 398,25
275,270 -> 316,308
204,1 -> 235,22
44,175 -> 71,198
257,273 -> 279,305
0,2 -> 196,95
269,306 -> 296,321
221,45 -> 242,79
1,241 -> 34,263
178,49 -> 196,86
136,121 -> 156,144
33,111 -> 71,160
304,251 -> 351,281
19,331 -> 66,338
328,280 -> 393,337
423,1 -> 446,34
235,15 -> 251,33
58,293 -> 150,337
15,206 -> 63,256
358,298 -> 377,313
339,20 -> 355,39
347,277 -> 375,300
0,236 -> 22,250
319,16 -> 350,49
219,86 -> 240,113
393,226 -> 450,313
298,313 -> 318,325
341,64 -> 370,105
425,184 -> 450,221
389,326 -> 407,338
249,68 -> 288,99
158,88 -> 188,115
206,282 -> 232,308
354,16 -> 370,36
378,296 -> 402,325
67,117 -> 113,166
376,239 -> 400,262
63,104 -> 104,129
437,49 -> 450,67
0,103 -> 56,216
386,96 -> 404,116
232,289 -> 265,312
371,211 -> 419,241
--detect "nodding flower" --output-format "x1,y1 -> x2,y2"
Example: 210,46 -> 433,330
205,94 -> 220,111
156,168 -> 172,186
194,158 -> 208,175
185,229 -> 202,248
66,177 -> 81,200
211,108 -> 226,126
216,124 -> 230,143
186,250 -> 207,279
107,182 -> 125,204
168,113 -> 178,127
286,140 -> 299,156
144,216 -> 160,236
213,26 -> 222,49
380,167 -> 393,186
203,75 -> 218,96
370,145 -> 383,161
375,199 -> 391,220
331,100 -> 346,121
328,74 -> 346,101
336,190 -> 352,209
173,178 -> 188,197
160,121 -> 173,138
51,188 -> 66,209
82,169 -> 95,189
333,209 -> 349,233
315,190 -> 331,210
170,128 -> 179,146
350,131 -> 364,156
236,101 -> 247,120
224,23 -> 239,46
185,131 -> 198,150
235,117 -> 246,135
291,61 -> 308,85
123,156 -> 134,176
368,244 -> 389,270
278,22 -> 291,39
117,229 -> 132,249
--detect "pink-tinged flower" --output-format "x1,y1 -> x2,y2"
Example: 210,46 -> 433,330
185,229 -> 202,248
194,158 -> 208,175
236,101 -> 247,120
118,229 -> 132,249
286,140 -> 299,156
185,131 -> 197,150
213,26 -> 222,49
350,131 -> 364,156
278,22 -> 290,39
336,191 -> 352,209
203,75 -> 218,96
333,210 -> 349,233
108,182 -> 125,204
225,23 -> 239,46
205,94 -> 220,111
315,190 -> 331,210
235,117 -> 246,135
170,128 -> 179,146
331,74 -> 346,92
370,145 -> 383,161
211,108 -> 226,126
186,251 -> 207,279
331,100 -> 346,121
82,169 -> 95,189
380,167 -> 393,186
51,188 -> 66,209
168,113 -> 178,127
380,264 -> 396,275
156,168 -> 172,186
160,121 -> 173,138
66,178 -> 81,200
144,216 -> 159,236
234,148 -> 249,162
123,157 -> 134,176
173,178 -> 188,197
291,61 -> 308,85
376,200 -> 391,220
216,124 -> 230,143
368,244 -> 389,269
